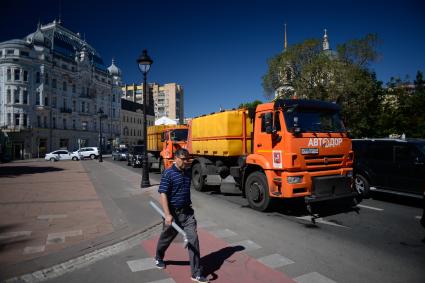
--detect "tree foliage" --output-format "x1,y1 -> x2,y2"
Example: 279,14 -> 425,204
262,33 -> 390,138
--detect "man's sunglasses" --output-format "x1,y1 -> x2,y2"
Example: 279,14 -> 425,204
177,156 -> 190,161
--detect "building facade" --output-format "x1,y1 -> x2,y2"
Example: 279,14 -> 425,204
0,20 -> 122,159
122,82 -> 184,124
120,98 -> 154,146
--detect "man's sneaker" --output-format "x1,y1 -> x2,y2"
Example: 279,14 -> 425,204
155,258 -> 165,269
191,275 -> 209,283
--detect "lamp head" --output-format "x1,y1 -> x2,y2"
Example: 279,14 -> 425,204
137,49 -> 153,74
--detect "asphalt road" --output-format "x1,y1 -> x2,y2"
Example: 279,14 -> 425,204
46,157 -> 425,283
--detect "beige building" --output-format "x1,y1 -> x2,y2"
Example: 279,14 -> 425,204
120,98 -> 154,146
122,82 -> 184,124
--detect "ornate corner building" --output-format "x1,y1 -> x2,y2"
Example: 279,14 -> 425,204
0,20 -> 122,159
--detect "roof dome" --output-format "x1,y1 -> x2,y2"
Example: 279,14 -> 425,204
32,24 -> 46,46
107,59 -> 121,76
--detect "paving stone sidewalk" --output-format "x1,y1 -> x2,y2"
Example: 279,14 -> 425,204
0,160 -> 114,269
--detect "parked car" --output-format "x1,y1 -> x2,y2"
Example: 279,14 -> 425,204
127,145 -> 145,167
74,147 -> 99,160
353,138 -> 425,198
112,148 -> 128,161
45,150 -> 80,162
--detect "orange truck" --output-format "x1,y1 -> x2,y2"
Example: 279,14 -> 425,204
147,125 -> 188,172
186,99 -> 357,211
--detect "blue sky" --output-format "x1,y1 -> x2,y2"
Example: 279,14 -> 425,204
2,0 -> 424,117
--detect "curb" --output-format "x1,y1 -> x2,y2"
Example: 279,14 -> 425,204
2,221 -> 162,282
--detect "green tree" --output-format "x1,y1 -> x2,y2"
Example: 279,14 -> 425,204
238,100 -> 263,109
262,34 -> 382,138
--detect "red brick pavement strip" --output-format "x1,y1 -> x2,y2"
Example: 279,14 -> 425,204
142,229 -> 296,283
0,161 -> 113,268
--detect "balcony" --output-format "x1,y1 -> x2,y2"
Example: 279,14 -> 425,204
60,107 -> 72,113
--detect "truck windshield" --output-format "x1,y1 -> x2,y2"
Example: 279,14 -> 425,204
283,108 -> 345,133
170,129 -> 188,141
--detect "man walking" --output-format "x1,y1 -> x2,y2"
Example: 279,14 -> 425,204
154,148 -> 208,283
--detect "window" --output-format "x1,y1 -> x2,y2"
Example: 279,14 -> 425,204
63,98 -> 67,109
7,89 -> 11,103
63,118 -> 67,129
72,100 -> 76,112
63,81 -> 67,91
7,113 -> 11,125
53,117 -> 56,128
52,97 -> 57,108
261,112 -> 281,132
14,69 -> 20,81
82,102 -> 85,112
36,72 -> 40,83
15,114 -> 20,126
37,116 -> 41,127
112,94 -> 115,102
82,121 -> 88,131
112,108 -> 115,118
72,119 -> 76,130
23,114 -> 27,126
44,96 -> 49,106
52,78 -> 57,88
44,73 -> 49,85
7,69 -> 11,81
23,70 -> 28,82
72,84 -> 76,93
35,91 -> 40,105
7,49 -> 14,55
20,51 -> 29,57
14,89 -> 19,103
23,90 -> 28,104
43,116 -> 47,128
62,64 -> 68,70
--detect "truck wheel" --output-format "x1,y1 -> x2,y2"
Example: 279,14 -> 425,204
355,174 -> 370,198
192,163 -> 206,191
160,159 -> 165,174
245,171 -> 272,212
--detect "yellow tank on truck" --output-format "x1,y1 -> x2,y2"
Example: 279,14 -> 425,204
190,109 -> 253,156
147,125 -> 186,152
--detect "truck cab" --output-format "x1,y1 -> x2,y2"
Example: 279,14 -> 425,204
159,127 -> 189,172
244,99 -> 355,210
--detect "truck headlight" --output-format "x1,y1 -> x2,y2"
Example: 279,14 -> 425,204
287,176 -> 303,184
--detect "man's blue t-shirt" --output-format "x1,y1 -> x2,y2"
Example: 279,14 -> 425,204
158,164 -> 192,208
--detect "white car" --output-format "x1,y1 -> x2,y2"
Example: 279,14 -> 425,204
74,147 -> 99,160
45,150 -> 80,162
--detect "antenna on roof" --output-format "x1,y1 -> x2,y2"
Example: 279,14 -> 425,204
58,0 -> 62,24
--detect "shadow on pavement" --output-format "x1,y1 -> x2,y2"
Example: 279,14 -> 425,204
201,245 -> 245,281
0,166 -> 63,178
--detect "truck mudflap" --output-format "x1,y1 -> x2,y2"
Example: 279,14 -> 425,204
305,175 -> 358,204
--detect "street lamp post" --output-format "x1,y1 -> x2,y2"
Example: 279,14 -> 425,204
137,49 -> 153,188
97,108 -> 107,162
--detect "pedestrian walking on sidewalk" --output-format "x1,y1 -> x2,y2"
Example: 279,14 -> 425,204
154,148 -> 209,283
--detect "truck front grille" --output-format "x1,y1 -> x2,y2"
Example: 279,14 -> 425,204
304,154 -> 344,170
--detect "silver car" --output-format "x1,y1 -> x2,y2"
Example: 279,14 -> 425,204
45,150 -> 81,162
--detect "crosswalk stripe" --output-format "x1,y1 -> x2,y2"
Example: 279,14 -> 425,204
258,253 -> 295,268
209,228 -> 237,238
294,272 -> 338,283
127,258 -> 157,272
147,279 -> 176,283
230,239 -> 262,252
